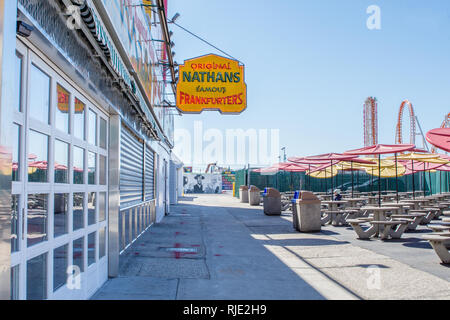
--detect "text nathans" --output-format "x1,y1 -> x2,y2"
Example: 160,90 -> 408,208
176,54 -> 247,114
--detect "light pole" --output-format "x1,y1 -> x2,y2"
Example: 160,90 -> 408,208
281,147 -> 286,162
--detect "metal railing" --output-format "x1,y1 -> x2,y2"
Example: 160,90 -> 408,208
119,199 -> 156,254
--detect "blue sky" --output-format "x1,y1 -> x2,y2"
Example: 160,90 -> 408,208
168,0 -> 450,168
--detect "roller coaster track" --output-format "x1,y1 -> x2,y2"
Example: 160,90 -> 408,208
395,100 -> 416,145
431,112 -> 450,153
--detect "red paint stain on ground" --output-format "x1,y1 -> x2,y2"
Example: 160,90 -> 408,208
171,243 -> 199,259
174,243 -> 182,259
214,254 -> 222,257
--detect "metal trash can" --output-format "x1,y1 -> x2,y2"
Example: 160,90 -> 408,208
248,185 -> 261,206
294,191 -> 321,232
263,188 -> 281,215
239,185 -> 249,203
291,191 -> 301,231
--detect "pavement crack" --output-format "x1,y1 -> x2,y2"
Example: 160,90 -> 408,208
175,278 -> 180,300
199,207 -> 212,280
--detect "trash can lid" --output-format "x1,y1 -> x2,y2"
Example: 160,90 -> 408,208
265,188 -> 280,197
299,191 -> 320,203
292,190 -> 300,204
249,185 -> 260,192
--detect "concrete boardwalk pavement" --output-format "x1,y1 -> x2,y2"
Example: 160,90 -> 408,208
93,194 -> 450,300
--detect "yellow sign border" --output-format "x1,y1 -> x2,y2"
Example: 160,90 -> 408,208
176,53 -> 247,115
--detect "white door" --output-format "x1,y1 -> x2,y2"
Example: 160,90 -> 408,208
10,39 -> 109,300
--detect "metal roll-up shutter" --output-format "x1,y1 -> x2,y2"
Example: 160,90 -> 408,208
169,161 -> 177,203
144,145 -> 155,200
120,124 -> 144,207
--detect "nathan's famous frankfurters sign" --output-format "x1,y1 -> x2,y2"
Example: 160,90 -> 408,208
176,54 -> 247,114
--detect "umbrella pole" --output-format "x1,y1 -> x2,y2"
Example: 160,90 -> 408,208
290,172 -> 293,192
440,170 -> 443,194
351,162 -> 354,198
331,160 -> 334,200
428,165 -> 432,196
448,171 -> 450,193
276,171 -> 278,190
423,168 -> 426,198
356,168 -> 359,191
405,173 -> 407,193
395,153 -> 399,203
371,168 -> 374,194
412,160 -> 415,199
378,154 -> 381,207
308,164 -> 311,191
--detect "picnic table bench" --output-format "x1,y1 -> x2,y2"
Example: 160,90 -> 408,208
347,218 -> 410,240
409,208 -> 439,224
321,210 -> 346,226
390,213 -> 426,230
422,234 -> 450,264
428,225 -> 450,232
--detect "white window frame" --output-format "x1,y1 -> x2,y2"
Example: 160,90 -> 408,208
11,39 -> 109,300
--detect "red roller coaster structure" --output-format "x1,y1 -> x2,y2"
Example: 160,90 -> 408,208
364,97 -> 378,147
431,112 -> 450,153
439,112 -> 450,128
395,100 -> 416,145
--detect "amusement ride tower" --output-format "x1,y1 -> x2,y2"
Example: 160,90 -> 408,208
364,97 -> 378,147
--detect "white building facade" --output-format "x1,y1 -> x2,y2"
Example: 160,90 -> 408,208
0,0 -> 179,300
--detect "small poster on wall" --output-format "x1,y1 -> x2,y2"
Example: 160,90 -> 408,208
183,166 -> 193,173
183,173 -> 222,194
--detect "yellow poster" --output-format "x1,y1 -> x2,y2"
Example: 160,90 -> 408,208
176,54 -> 247,114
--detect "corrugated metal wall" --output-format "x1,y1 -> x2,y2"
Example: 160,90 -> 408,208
144,144 -> 155,201
169,161 -> 178,204
120,124 -> 144,207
